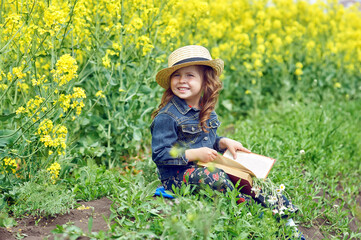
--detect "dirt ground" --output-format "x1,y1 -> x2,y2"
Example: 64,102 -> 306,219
0,197 -> 112,240
0,194 -> 360,240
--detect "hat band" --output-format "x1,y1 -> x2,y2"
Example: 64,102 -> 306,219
172,57 -> 210,67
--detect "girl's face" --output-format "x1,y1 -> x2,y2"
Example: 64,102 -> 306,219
170,65 -> 204,108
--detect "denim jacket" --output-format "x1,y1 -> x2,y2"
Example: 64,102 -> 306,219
150,95 -> 225,181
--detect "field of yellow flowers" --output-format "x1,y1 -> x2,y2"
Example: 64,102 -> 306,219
1,0 -> 361,237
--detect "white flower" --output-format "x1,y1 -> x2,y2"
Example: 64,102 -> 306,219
288,206 -> 295,212
268,196 -> 277,205
246,212 -> 252,217
299,150 -> 305,155
272,209 -> 279,214
280,206 -> 287,211
279,184 -> 285,191
251,187 -> 261,197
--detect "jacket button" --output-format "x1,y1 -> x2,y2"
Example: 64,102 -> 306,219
204,137 -> 208,141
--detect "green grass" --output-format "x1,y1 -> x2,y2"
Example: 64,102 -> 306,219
49,98 -> 361,239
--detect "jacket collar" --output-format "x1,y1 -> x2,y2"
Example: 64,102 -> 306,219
171,95 -> 199,115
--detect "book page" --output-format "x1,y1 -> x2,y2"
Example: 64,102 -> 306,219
223,150 -> 275,179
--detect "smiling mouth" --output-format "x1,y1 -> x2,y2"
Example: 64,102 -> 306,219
177,87 -> 190,91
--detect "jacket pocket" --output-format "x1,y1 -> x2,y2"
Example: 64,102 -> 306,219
179,124 -> 202,144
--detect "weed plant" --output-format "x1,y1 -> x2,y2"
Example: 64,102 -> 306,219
8,170 -> 76,217
66,161 -> 122,201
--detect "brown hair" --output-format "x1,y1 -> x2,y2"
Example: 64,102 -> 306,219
151,65 -> 222,132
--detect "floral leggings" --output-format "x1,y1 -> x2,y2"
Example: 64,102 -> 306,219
162,166 -> 298,214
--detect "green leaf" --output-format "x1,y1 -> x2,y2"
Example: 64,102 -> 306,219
88,216 -> 93,233
222,99 -> 233,111
0,113 -> 16,122
0,211 -> 17,228
133,128 -> 142,141
0,129 -> 21,148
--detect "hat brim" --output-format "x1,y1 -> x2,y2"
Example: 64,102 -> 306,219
155,59 -> 224,89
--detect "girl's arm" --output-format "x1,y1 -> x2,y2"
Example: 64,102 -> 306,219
219,138 -> 251,160
151,114 -> 189,166
185,147 -> 218,163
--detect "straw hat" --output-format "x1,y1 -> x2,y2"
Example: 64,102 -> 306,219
156,45 -> 224,89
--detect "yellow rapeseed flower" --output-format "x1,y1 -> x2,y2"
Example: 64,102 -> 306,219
17,82 -> 29,93
295,68 -> 303,76
47,162 -> 61,183
31,75 -> 47,86
0,84 -> 7,90
295,62 -> 303,69
51,54 -> 78,86
2,157 -> 18,174
95,90 -> 105,98
16,107 -> 26,115
38,119 -> 53,135
12,66 -> 27,80
72,87 -> 86,99
102,54 -> 111,68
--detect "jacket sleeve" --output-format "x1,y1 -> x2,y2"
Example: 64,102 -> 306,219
151,113 -> 188,166
214,135 -> 227,154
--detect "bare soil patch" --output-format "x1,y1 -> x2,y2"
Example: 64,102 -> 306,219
0,197 -> 112,240
298,189 -> 361,239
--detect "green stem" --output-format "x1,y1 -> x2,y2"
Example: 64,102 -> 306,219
107,111 -> 111,153
0,32 -> 49,104
0,0 -> 4,23
0,22 -> 26,54
8,142 -> 43,159
0,82 -> 55,139
9,101 -> 57,147
84,96 -> 102,115
57,0 -> 78,55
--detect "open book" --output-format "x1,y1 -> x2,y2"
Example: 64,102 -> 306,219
223,150 -> 276,179
197,150 -> 276,195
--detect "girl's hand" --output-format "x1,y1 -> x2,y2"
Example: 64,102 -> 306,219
185,147 -> 218,163
219,138 -> 251,160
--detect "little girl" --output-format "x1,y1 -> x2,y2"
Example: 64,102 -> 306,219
151,45 -> 304,239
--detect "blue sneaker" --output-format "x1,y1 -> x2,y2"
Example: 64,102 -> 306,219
154,186 -> 175,199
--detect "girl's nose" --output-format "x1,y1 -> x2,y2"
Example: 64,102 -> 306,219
179,75 -> 187,83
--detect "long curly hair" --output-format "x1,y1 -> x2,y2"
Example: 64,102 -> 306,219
151,65 -> 222,132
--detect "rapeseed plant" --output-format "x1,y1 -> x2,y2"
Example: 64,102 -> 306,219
2,157 -> 18,174
47,162 -> 61,183
51,54 -> 78,86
